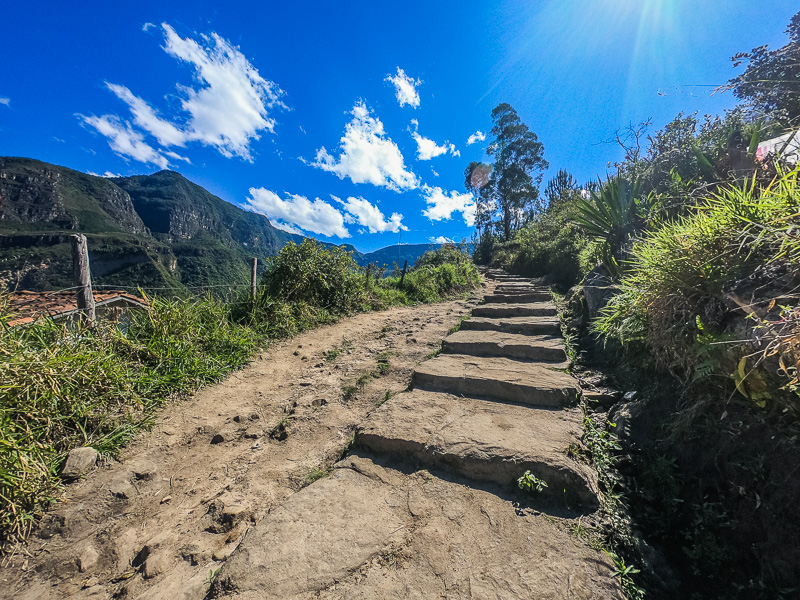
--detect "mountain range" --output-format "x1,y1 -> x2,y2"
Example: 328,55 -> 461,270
0,157 -> 446,292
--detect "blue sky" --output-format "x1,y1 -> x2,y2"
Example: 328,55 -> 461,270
1,1 -> 795,252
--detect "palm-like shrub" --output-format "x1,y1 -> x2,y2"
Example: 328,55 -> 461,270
574,177 -> 643,276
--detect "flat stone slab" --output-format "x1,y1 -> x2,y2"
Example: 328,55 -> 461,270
443,329 -> 567,362
485,292 -> 551,303
494,283 -> 544,293
214,455 -> 620,599
486,272 -> 527,280
472,302 -> 557,318
356,390 -> 598,507
214,466 -> 405,598
413,354 -> 579,407
461,315 -> 560,336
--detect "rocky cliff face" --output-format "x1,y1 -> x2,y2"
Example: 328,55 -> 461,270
0,158 -> 305,291
0,157 -> 147,235
113,170 -> 298,254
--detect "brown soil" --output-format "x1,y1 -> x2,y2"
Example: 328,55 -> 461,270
0,295 -> 483,600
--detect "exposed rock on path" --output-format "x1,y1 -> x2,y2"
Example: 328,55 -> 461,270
213,269 -> 621,599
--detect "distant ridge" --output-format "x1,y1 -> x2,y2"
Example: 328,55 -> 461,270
0,157 -> 453,291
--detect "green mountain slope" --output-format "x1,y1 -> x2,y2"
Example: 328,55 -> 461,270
0,158 -> 300,292
0,156 -> 460,292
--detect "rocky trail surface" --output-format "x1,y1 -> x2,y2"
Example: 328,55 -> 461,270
213,270 -> 621,599
2,272 -> 621,599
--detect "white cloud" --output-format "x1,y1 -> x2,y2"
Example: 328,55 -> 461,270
164,150 -> 191,163
410,119 -> 459,160
0,97 -> 10,107
106,83 -> 186,147
83,23 -> 284,166
430,236 -> 454,244
271,221 -> 304,236
421,185 -> 476,226
161,23 -> 285,159
335,195 -> 407,234
312,101 -> 418,191
80,114 -> 173,169
467,130 -> 486,145
244,188 -> 350,238
385,67 -> 421,108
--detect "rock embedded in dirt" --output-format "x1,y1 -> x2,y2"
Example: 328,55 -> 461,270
143,552 -> 170,579
243,428 -> 260,439
311,398 -> 327,408
109,477 -> 135,500
61,447 -> 99,479
78,545 -> 100,572
180,542 -> 210,566
210,434 -> 225,445
131,461 -> 157,481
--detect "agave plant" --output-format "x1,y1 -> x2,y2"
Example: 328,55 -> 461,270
573,176 -> 643,276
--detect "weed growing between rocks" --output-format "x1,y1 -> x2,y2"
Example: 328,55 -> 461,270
552,291 -> 649,599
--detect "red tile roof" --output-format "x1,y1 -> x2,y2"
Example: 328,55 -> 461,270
5,290 -> 149,327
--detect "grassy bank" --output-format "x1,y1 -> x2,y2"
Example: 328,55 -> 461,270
0,240 -> 479,547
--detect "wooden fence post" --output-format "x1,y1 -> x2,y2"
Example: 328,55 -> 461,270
365,263 -> 372,284
250,257 -> 258,306
399,260 -> 408,287
70,234 -> 96,323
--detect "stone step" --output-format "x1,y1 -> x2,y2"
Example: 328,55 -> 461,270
413,354 -> 579,407
355,390 -> 598,508
485,272 -> 527,280
443,329 -> 567,362
472,303 -> 557,318
213,454 -> 619,599
494,283 -> 542,292
484,292 -> 551,303
461,315 -> 560,336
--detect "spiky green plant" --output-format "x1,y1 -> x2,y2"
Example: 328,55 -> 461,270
573,177 -> 643,276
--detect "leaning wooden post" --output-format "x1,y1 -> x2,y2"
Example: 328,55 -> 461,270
70,234 -> 96,323
399,260 -> 408,287
250,257 -> 258,307
365,263 -> 372,285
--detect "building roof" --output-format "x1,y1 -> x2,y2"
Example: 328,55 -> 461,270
5,290 -> 149,327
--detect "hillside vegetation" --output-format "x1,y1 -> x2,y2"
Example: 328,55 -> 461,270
471,12 -> 800,600
0,241 -> 479,547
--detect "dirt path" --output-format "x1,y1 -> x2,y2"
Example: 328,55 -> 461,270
1,295 -> 484,600
211,270 -> 621,599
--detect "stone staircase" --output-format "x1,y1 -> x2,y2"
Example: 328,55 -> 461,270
214,270 -> 621,599
355,269 -> 595,507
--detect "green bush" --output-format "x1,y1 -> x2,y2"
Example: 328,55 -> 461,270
259,239 -> 367,315
596,169 -> 800,376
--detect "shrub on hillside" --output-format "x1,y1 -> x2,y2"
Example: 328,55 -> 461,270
258,239 -> 367,315
415,243 -> 472,268
596,169 -> 800,384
